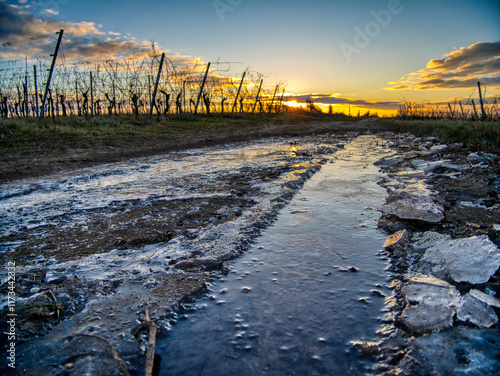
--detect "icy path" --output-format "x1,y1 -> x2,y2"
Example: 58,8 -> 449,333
157,135 -> 394,375
1,135 -> 339,374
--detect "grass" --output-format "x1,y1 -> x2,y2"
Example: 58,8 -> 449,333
380,119 -> 500,154
3,114 -> 497,155
0,111 -> 354,153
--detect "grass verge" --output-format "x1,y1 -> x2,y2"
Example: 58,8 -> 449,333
0,112 -> 354,153
380,119 -> 500,154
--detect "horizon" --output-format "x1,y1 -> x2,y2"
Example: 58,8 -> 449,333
1,0 -> 499,117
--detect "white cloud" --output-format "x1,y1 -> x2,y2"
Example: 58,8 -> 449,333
41,8 -> 59,16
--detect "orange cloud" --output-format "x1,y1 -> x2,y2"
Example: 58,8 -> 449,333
386,41 -> 500,90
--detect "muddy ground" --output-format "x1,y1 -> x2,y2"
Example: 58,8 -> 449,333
1,119 -> 499,375
0,119 -> 385,183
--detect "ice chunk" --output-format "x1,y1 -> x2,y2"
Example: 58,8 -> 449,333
422,235 -> 500,284
400,275 -> 460,334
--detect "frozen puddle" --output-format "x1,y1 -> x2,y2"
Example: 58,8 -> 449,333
0,139 -> 306,241
157,136 -> 394,375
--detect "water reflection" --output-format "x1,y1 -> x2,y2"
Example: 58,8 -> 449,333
157,136 -> 394,375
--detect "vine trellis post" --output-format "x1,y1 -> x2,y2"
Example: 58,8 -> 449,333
33,65 -> 39,116
231,71 -> 246,114
252,79 -> 263,114
39,29 -> 64,121
194,62 -> 211,115
477,82 -> 487,120
149,52 -> 165,118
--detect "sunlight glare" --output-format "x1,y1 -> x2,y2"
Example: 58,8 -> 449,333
284,100 -> 303,108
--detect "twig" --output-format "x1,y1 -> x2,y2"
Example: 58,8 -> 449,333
141,308 -> 158,376
46,289 -> 60,319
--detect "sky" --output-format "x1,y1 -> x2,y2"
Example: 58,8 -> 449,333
1,0 -> 499,115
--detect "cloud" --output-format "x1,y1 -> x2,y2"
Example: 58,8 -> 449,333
41,8 -> 59,16
0,3 -> 192,65
286,93 -> 400,110
387,41 -> 500,90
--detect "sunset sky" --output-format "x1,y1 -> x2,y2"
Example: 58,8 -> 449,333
1,0 -> 499,115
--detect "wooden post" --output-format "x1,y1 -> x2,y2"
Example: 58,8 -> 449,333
113,81 -> 117,115
477,82 -> 487,120
231,71 -> 246,114
148,75 -> 152,108
459,101 -> 466,121
447,103 -> 455,120
24,74 -> 28,117
75,80 -> 80,116
90,71 -> 94,116
194,62 -> 210,115
33,65 -> 39,116
39,29 -> 64,121
55,89 -> 59,117
277,89 -> 285,113
471,99 -> 479,121
268,85 -> 278,113
17,86 -> 22,117
252,79 -> 263,114
114,62 -> 119,115
183,80 -> 186,114
149,52 -> 165,118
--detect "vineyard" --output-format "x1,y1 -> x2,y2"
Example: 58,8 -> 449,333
0,30 -> 289,120
1,30 -> 499,122
397,82 -> 500,122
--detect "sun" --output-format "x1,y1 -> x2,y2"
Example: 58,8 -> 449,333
283,100 -> 302,108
